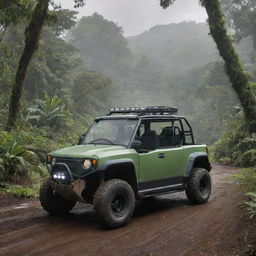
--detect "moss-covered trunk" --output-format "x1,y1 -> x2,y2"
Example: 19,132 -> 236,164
5,0 -> 49,131
201,0 -> 256,133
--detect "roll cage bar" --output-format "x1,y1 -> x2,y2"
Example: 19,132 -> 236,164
82,106 -> 195,147
105,106 -> 194,146
127,116 -> 195,147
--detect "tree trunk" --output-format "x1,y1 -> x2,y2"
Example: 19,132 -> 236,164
201,0 -> 256,134
5,0 -> 50,131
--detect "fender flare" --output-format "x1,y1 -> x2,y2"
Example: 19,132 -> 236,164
95,158 -> 139,196
184,152 -> 211,177
97,159 -> 136,172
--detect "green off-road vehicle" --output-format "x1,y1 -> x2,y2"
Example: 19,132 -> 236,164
40,106 -> 212,228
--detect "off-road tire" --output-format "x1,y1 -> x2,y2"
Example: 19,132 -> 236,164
93,179 -> 135,229
186,168 -> 211,204
39,179 -> 76,215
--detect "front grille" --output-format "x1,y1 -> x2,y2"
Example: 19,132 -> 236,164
55,157 -> 87,177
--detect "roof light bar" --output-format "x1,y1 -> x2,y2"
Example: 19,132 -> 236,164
107,106 -> 178,116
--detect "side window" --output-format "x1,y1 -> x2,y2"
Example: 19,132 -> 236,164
150,122 -> 169,135
158,120 -> 182,148
138,121 -> 170,151
138,120 -> 183,150
181,119 -> 194,145
184,135 -> 193,145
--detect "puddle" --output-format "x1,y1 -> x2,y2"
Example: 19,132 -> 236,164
12,203 -> 29,210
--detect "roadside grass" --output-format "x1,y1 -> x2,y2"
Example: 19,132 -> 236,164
0,185 -> 38,198
233,168 -> 256,255
234,168 -> 256,217
0,165 -> 49,199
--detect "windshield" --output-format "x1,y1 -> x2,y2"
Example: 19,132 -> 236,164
83,119 -> 138,146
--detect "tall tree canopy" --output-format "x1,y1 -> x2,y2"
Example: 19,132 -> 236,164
69,13 -> 131,75
5,0 -> 86,131
159,0 -> 256,133
0,0 -> 34,41
222,0 -> 256,50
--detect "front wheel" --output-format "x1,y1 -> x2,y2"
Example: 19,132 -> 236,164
93,179 -> 135,228
186,168 -> 211,204
39,179 -> 76,215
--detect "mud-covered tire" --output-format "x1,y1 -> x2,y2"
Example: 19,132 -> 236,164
39,179 -> 76,215
186,168 -> 211,204
93,179 -> 135,229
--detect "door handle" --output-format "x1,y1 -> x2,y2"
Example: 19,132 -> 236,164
158,153 -> 165,159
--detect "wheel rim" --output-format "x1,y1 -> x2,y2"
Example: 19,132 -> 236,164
199,175 -> 209,193
111,195 -> 125,214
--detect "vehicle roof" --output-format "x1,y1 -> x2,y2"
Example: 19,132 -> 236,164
96,115 -> 186,120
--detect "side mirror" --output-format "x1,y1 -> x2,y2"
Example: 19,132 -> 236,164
131,140 -> 142,149
78,133 -> 86,145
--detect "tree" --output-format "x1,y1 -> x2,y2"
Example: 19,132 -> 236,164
69,13 -> 131,75
5,0 -> 50,131
5,0 -> 86,131
0,0 -> 34,42
47,8 -> 78,36
159,0 -> 256,134
221,0 -> 256,50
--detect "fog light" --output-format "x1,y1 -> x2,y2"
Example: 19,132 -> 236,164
53,172 -> 67,181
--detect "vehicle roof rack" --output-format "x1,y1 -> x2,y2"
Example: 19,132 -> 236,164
107,106 -> 178,116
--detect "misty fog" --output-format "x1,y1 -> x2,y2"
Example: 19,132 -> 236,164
1,0 -> 255,146
58,0 -> 207,36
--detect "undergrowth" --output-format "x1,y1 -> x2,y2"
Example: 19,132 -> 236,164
0,185 -> 39,198
212,107 -> 256,167
234,168 -> 256,219
0,124 -> 83,198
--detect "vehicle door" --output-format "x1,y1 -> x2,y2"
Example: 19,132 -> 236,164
138,120 -> 186,189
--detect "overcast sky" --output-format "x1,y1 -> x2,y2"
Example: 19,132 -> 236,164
57,0 -> 207,36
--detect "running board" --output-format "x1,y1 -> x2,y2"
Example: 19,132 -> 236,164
138,183 -> 185,197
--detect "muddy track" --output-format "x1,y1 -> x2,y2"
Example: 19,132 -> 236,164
0,165 -> 246,256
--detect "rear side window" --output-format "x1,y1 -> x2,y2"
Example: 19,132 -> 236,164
138,120 -> 183,150
181,119 -> 194,145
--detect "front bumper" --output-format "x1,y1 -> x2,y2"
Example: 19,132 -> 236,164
51,179 -> 86,203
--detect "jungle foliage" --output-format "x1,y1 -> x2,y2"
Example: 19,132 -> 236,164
213,103 -> 256,167
0,0 -> 255,199
234,167 -> 256,221
0,6 -> 113,190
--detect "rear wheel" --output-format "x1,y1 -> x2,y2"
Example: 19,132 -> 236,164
94,179 -> 135,228
186,168 -> 211,204
39,179 -> 76,215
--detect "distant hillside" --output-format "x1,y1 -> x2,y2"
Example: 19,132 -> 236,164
68,16 -> 240,144
128,22 -> 219,75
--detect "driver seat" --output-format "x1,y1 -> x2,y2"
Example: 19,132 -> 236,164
141,130 -> 159,150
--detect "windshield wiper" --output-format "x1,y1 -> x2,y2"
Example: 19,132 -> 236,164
88,138 -> 115,145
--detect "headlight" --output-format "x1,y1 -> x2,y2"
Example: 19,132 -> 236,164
83,159 -> 91,169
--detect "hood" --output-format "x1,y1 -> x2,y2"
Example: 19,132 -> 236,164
51,144 -> 126,158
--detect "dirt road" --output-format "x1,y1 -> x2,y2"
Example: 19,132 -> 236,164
0,165 -> 248,256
